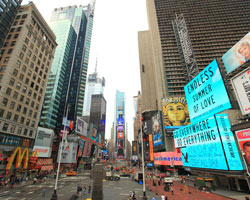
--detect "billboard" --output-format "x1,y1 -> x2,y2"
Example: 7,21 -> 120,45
236,129 -> 250,174
154,152 -> 183,166
118,132 -> 124,139
117,125 -> 124,131
82,142 -> 89,157
184,59 -> 231,123
76,117 -> 88,136
57,142 -> 77,163
174,115 -> 243,170
149,134 -> 154,161
132,141 -> 138,155
117,118 -> 124,125
222,32 -> 250,74
162,97 -> 190,129
143,120 -> 153,135
152,111 -> 164,151
33,127 -> 54,158
215,114 -> 243,170
231,67 -> 250,115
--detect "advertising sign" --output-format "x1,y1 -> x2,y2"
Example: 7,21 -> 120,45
222,32 -> 250,74
162,97 -> 190,129
57,142 -> 77,163
236,129 -> 250,174
76,117 -> 88,136
215,114 -> 243,170
154,152 -> 183,166
143,120 -> 153,135
117,118 -> 124,125
184,59 -> 231,123
118,125 -> 124,131
6,147 -> 29,170
118,132 -> 124,139
33,127 -> 54,158
149,134 -> 154,161
174,116 -> 228,170
231,67 -> 250,115
82,142 -> 89,157
132,141 -> 137,155
152,111 -> 164,151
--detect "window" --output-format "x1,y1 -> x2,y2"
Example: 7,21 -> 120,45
31,121 -> 35,128
32,55 -> 36,61
22,86 -> 27,93
6,88 -> 12,96
7,35 -> 11,40
28,90 -> 32,97
14,114 -> 19,122
19,52 -> 24,59
30,82 -> 34,88
25,58 -> 29,65
38,96 -> 41,102
26,119 -> 30,126
10,101 -> 15,109
10,41 -> 16,47
30,62 -> 34,69
6,112 -> 12,120
2,123 -> 8,131
16,82 -> 21,90
33,92 -> 37,99
10,125 -> 16,133
22,45 -> 27,52
33,112 -> 37,119
25,98 -> 30,105
20,117 -> 25,124
0,66 -> 6,72
13,91 -> 18,99
9,78 -> 15,86
23,128 -> 28,136
29,130 -> 33,137
0,109 -> 4,117
20,95 -> 24,102
19,20 -> 24,25
16,104 -> 22,112
31,101 -> 34,107
2,98 -> 8,106
28,110 -> 32,117
19,73 -> 24,81
23,107 -> 27,114
13,69 -> 18,76
3,57 -> 9,63
17,27 -> 22,32
14,34 -> 19,39
24,38 -> 29,44
7,49 -> 12,54
27,50 -> 32,57
22,65 -> 26,72
16,60 -> 21,68
25,78 -> 29,85
17,127 -> 22,134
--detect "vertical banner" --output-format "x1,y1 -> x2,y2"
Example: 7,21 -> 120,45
149,134 -> 154,161
215,114 -> 243,170
236,129 -> 250,174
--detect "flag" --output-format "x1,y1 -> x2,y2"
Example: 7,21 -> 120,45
69,121 -> 73,130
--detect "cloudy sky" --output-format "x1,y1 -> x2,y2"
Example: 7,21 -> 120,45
22,0 -> 148,142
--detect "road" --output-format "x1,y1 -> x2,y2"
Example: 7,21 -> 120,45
0,173 -> 156,200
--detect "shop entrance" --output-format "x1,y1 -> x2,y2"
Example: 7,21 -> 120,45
238,179 -> 250,193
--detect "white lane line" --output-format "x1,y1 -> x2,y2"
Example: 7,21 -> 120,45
120,193 -> 129,196
16,191 -> 21,194
115,187 -> 122,189
3,191 -> 9,193
28,191 -> 33,194
58,194 -> 64,196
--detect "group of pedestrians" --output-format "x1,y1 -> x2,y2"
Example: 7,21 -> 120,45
76,184 -> 91,197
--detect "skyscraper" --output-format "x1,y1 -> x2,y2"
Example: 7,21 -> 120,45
0,0 -> 23,50
0,2 -> 56,175
83,67 -> 105,117
40,1 -> 96,132
142,0 -> 250,107
114,90 -> 126,157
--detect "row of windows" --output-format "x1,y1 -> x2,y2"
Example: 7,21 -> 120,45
1,122 -> 34,137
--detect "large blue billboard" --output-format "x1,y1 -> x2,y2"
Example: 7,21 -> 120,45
184,59 -> 231,123
174,116 -> 228,170
215,114 -> 243,170
174,115 -> 243,171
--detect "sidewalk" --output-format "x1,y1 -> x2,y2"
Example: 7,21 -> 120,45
146,179 -> 250,200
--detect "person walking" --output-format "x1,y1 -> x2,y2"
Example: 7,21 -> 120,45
171,186 -> 174,195
161,194 -> 165,200
88,185 -> 92,194
152,196 -> 157,200
77,185 -> 82,197
82,186 -> 86,196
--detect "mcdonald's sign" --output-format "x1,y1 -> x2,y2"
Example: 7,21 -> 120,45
6,147 -> 29,170
30,151 -> 39,163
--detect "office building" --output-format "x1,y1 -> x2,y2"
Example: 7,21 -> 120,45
142,0 -> 250,107
0,0 -> 22,50
83,68 -> 105,117
40,1 -> 96,132
0,2 -> 56,175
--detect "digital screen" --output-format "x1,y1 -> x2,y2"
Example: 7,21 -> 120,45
118,125 -> 124,131
222,32 -> 250,74
117,118 -> 124,125
154,152 -> 183,166
215,114 -> 243,170
152,111 -> 164,151
174,116 -> 228,170
184,59 -> 231,123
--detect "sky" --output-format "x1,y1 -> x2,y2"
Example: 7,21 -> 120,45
22,0 -> 149,142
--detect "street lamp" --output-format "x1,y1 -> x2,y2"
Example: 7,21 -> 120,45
140,114 -> 147,200
51,105 -> 69,200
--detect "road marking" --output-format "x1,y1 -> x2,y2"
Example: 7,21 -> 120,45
28,191 -> 33,194
3,191 -> 9,193
58,194 -> 64,196
16,191 -> 21,194
135,188 -> 143,191
120,193 -> 129,196
115,187 -> 122,189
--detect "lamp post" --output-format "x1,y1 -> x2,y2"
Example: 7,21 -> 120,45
140,114 -> 147,200
51,105 -> 69,200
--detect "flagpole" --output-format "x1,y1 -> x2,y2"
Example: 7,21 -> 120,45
51,104 -> 69,200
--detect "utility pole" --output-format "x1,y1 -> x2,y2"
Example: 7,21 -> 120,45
140,114 -> 147,200
51,105 -> 69,200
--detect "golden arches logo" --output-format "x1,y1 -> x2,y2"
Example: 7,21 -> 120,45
31,151 -> 39,158
6,147 -> 29,170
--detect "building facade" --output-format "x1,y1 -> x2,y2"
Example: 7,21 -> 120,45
0,2 -> 56,176
0,0 -> 23,50
40,1 -> 96,133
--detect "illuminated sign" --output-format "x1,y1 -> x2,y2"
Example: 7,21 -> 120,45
162,97 -> 190,129
117,125 -> 123,131
152,111 -> 164,151
117,118 -> 124,125
118,132 -> 124,139
236,128 -> 250,174
149,134 -> 154,161
215,114 -> 243,170
184,59 -> 231,122
6,147 -> 29,170
154,152 -> 182,166
174,115 -> 243,170
222,32 -> 250,74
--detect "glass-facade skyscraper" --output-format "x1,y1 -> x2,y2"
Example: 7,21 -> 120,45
0,0 -> 22,49
40,1 -> 96,132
